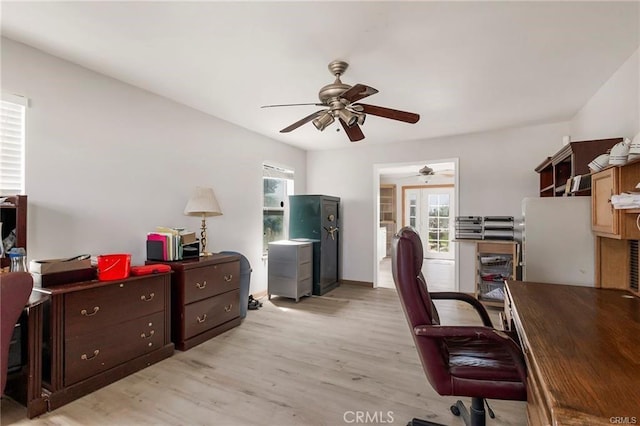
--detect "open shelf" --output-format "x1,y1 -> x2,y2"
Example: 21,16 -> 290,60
535,138 -> 621,197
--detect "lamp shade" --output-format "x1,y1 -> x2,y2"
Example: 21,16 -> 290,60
184,187 -> 222,216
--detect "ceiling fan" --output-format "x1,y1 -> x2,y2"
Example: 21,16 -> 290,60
398,165 -> 455,182
418,165 -> 435,176
261,60 -> 420,142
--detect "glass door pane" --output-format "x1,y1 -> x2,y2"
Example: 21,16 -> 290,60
423,190 -> 453,259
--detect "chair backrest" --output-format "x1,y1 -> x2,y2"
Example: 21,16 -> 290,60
391,226 -> 449,393
0,272 -> 33,394
392,226 -> 439,325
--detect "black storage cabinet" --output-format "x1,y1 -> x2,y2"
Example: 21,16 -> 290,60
288,195 -> 340,295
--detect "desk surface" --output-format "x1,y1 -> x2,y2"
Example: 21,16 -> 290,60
506,281 -> 640,425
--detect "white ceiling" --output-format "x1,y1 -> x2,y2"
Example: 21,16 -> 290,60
1,1 -> 638,151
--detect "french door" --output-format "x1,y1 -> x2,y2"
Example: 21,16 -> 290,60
404,186 -> 454,260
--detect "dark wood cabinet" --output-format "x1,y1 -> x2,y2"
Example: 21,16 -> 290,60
289,195 -> 340,295
0,194 -> 27,269
40,273 -> 174,411
535,138 -> 621,197
151,254 -> 241,351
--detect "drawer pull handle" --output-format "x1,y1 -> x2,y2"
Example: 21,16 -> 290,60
140,330 -> 155,339
224,304 -> 233,312
141,293 -> 155,302
197,314 -> 207,323
224,274 -> 233,282
81,307 -> 100,316
196,281 -> 207,289
81,350 -> 99,361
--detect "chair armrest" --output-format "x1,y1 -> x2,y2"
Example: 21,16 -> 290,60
414,325 -> 527,382
429,292 -> 494,327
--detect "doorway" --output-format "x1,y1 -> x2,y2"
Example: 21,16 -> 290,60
403,186 -> 455,260
374,160 -> 458,291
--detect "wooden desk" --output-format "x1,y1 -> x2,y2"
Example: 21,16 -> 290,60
4,289 -> 49,418
505,281 -> 640,425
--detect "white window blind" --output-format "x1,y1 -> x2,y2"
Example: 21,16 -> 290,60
263,163 -> 295,254
0,98 -> 26,195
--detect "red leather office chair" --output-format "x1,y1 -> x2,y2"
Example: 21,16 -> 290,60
392,227 -> 526,426
1,272 -> 33,395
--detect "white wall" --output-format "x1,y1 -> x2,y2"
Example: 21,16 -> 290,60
307,121 -> 569,292
1,38 -> 307,294
570,48 -> 639,141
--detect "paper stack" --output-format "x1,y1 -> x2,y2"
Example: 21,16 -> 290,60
611,193 -> 640,209
455,216 -> 483,240
483,216 -> 515,240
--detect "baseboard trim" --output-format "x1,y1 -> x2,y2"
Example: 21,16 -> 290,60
340,279 -> 374,288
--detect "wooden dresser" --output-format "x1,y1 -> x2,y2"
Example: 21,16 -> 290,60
40,273 -> 174,411
151,254 -> 241,351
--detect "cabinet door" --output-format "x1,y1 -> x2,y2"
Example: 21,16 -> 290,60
320,198 -> 339,285
591,169 -> 618,235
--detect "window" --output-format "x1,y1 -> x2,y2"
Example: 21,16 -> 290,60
427,193 -> 450,253
263,164 -> 294,254
0,94 -> 27,195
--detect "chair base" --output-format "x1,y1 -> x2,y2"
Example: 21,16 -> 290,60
407,418 -> 445,426
408,397 -> 496,426
450,397 -> 494,426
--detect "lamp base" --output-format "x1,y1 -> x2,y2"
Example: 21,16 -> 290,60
200,252 -> 213,257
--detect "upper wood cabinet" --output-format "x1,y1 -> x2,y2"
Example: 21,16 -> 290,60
535,138 -> 621,197
591,160 -> 640,239
592,168 -> 618,235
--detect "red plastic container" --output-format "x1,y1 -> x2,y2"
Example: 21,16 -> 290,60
97,254 -> 131,281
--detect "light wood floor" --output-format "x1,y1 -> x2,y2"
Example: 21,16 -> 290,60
1,285 -> 526,425
379,257 -> 455,291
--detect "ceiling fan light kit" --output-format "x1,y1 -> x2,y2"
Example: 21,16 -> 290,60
312,111 -> 334,131
337,108 -> 357,127
262,60 -> 420,142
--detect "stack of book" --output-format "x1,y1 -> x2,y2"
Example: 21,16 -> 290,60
146,227 -> 199,261
482,216 -> 514,240
455,216 -> 483,240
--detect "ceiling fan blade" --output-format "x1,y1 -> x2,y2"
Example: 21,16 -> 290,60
280,110 -> 325,133
339,118 -> 365,142
340,84 -> 379,103
262,102 -> 325,108
358,103 -> 420,123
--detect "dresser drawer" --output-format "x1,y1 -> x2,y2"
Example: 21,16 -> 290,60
184,261 -> 240,304
65,276 -> 165,338
183,289 -> 240,339
64,311 -> 165,386
268,260 -> 311,280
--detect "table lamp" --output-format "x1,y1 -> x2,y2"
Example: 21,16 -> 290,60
184,187 -> 222,255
